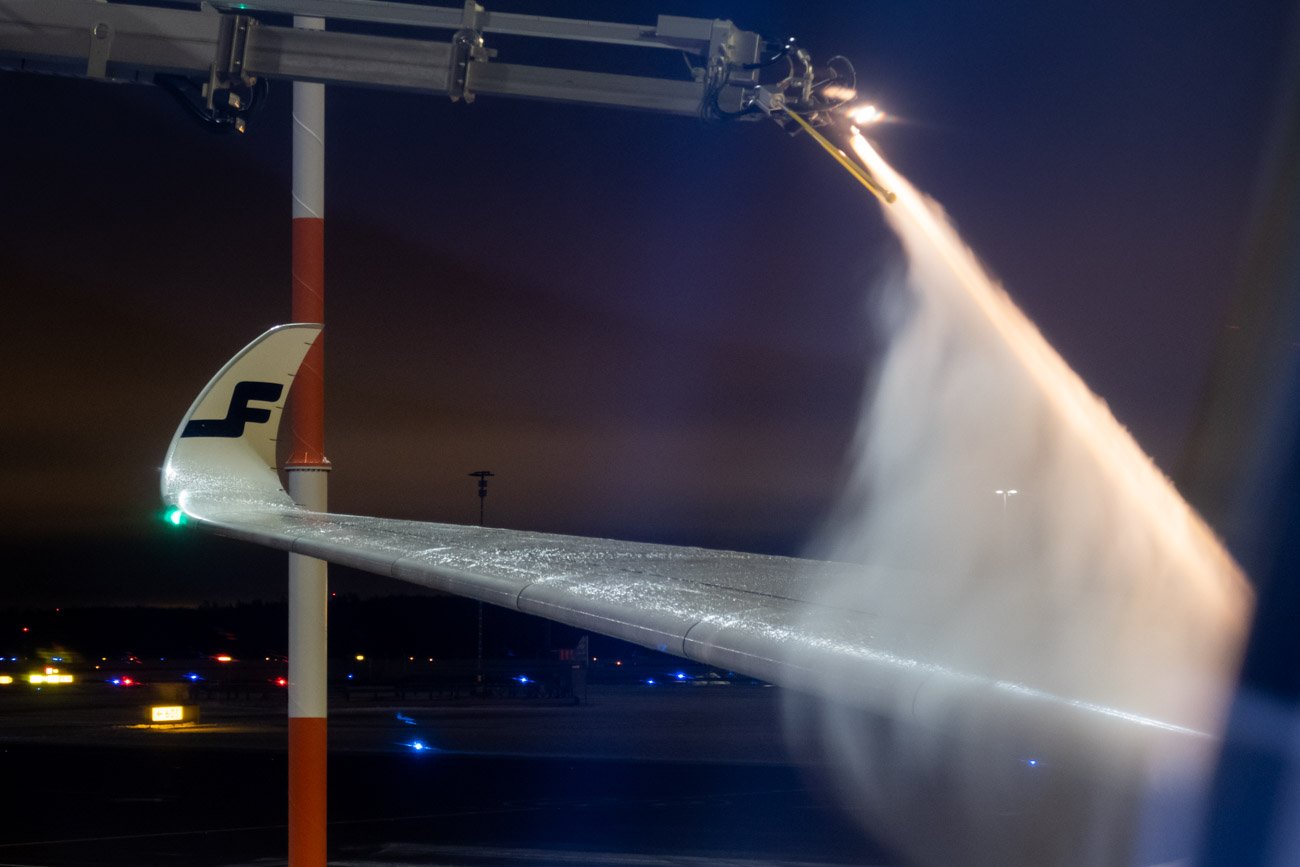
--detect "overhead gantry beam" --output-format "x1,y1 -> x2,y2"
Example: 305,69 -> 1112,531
0,0 -> 765,119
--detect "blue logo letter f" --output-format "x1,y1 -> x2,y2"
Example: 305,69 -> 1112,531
181,380 -> 284,438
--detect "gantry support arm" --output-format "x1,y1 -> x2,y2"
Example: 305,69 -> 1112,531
0,0 -> 766,122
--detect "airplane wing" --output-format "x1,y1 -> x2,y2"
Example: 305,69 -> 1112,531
161,324 -> 1206,757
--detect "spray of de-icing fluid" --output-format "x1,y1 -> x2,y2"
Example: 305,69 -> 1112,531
784,133 -> 1254,865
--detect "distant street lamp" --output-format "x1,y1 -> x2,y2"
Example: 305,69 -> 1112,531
469,470 -> 495,527
468,470 -> 495,690
995,489 -> 1019,513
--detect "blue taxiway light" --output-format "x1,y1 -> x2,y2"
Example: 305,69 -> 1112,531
405,740 -> 438,753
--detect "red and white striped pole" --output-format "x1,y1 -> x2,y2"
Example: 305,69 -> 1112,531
286,15 -> 329,867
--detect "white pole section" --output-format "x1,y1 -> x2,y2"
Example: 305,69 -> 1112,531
287,14 -> 329,867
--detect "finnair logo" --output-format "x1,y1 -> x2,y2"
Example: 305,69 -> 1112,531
181,381 -> 284,438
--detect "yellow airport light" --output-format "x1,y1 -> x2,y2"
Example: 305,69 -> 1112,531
28,673 -> 73,684
147,704 -> 199,724
0,676 -> 13,685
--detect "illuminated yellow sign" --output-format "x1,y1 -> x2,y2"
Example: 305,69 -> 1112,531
151,705 -> 185,722
28,673 -> 73,684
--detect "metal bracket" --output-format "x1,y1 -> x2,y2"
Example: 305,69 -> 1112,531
753,87 -> 784,115
448,0 -> 489,103
86,20 -> 112,79
696,19 -> 762,119
203,13 -> 257,128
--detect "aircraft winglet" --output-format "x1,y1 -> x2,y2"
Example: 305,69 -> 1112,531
161,323 -> 322,521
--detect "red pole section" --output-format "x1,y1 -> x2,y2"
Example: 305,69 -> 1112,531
287,14 -> 329,867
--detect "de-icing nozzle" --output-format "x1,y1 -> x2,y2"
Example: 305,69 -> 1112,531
781,107 -> 897,204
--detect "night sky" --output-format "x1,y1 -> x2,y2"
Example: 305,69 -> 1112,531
1,0 -> 1295,605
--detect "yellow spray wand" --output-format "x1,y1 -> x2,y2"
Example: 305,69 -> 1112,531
782,107 -> 897,205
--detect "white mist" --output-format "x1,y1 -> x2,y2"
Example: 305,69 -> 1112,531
784,135 -> 1252,865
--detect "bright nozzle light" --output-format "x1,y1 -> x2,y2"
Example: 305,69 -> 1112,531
849,103 -> 884,125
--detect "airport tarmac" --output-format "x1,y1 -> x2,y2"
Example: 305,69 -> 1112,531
0,684 -> 895,866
